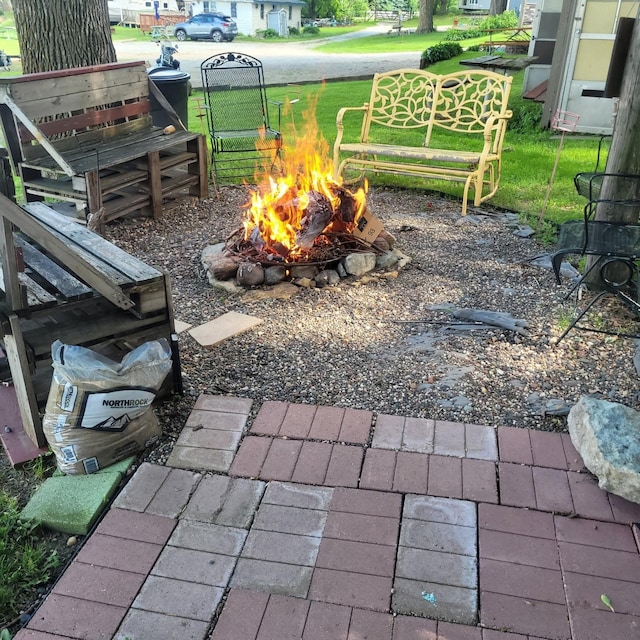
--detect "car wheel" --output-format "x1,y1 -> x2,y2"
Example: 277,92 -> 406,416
175,29 -> 187,41
211,30 -> 223,42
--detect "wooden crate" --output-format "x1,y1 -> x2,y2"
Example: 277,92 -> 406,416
0,195 -> 181,447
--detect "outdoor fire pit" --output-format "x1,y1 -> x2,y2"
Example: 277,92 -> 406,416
201,117 -> 410,290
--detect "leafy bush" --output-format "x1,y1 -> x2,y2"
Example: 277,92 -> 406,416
420,42 -> 463,68
288,26 -> 300,36
508,100 -> 543,134
303,25 -> 320,35
442,27 -> 483,41
478,11 -> 519,31
262,28 -> 278,39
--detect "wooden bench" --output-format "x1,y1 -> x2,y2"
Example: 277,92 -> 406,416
0,193 -> 181,447
332,69 -> 513,215
0,61 -> 207,224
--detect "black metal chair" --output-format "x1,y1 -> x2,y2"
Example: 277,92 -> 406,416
552,190 -> 640,343
200,52 -> 282,187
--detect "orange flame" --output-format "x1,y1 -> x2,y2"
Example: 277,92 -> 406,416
242,92 -> 367,259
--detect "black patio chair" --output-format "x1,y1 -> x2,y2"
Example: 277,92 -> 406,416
200,52 -> 283,187
552,191 -> 640,343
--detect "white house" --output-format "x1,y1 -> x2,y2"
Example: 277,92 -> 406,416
108,1 -> 183,24
188,1 -> 305,36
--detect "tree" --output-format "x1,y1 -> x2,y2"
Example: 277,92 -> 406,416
581,11 -> 640,289
13,0 -> 116,74
415,0 -> 435,34
334,0 -> 369,22
597,14 -> 640,222
489,0 -> 508,16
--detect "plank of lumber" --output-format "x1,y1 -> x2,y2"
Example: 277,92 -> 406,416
13,235 -> 93,301
188,311 -> 263,347
22,202 -> 162,284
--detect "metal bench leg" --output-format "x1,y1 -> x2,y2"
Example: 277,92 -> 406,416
555,290 -> 611,344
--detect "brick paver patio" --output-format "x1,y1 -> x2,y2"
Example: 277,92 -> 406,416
14,395 -> 640,640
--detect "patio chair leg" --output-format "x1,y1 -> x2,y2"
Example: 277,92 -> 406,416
555,290 -> 610,344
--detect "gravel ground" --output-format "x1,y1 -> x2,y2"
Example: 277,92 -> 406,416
99,185 -> 640,466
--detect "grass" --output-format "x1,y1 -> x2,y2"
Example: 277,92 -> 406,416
0,493 -> 59,629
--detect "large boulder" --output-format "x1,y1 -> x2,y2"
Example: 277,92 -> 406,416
568,396 -> 640,504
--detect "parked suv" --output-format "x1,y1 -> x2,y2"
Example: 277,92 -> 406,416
174,13 -> 238,42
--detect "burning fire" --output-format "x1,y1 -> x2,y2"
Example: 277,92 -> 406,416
242,94 -> 368,261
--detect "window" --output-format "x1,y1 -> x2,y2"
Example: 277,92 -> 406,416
289,5 -> 292,19
231,2 -> 237,18
260,4 -> 264,19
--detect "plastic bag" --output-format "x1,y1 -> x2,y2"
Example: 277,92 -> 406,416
43,338 -> 172,474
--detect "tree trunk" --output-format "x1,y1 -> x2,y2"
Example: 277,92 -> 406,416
596,13 -> 640,223
489,0 -> 508,16
584,10 -> 640,289
415,0 -> 435,34
13,0 -> 116,74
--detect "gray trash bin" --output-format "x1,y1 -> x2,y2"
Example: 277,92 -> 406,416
147,68 -> 191,129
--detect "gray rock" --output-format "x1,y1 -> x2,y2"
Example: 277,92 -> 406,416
264,266 -> 287,285
290,265 -> 319,279
378,229 -> 397,249
343,252 -> 377,277
314,270 -> 340,287
236,262 -> 265,287
376,250 -> 400,269
201,243 -> 226,261
568,396 -> 640,504
206,273 -> 243,294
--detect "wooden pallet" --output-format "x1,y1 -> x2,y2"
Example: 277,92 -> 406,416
0,195 -> 181,446
0,61 -> 208,223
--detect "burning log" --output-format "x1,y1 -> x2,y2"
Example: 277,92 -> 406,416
296,191 -> 333,249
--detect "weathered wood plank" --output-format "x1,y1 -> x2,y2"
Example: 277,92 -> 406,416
21,126 -> 198,173
6,66 -> 149,120
3,317 -> 45,447
22,202 -> 162,284
17,100 -> 151,142
13,235 -> 93,301
0,216 -> 23,309
17,272 -> 57,307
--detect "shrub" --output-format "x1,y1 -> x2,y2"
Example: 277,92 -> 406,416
508,101 -> 543,134
289,26 -> 300,36
442,27 -> 484,42
303,25 -> 320,35
420,42 -> 463,68
262,28 -> 278,39
478,11 -> 519,31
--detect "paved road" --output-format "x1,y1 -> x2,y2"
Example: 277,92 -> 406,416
114,24 -> 422,87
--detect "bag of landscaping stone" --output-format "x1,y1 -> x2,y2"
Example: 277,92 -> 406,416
43,338 -> 172,475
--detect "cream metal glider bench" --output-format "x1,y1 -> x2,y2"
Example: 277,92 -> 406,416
332,69 -> 513,215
